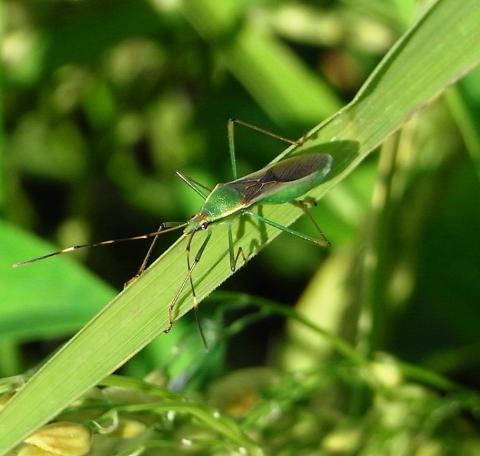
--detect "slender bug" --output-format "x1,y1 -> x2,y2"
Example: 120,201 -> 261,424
14,119 -> 333,349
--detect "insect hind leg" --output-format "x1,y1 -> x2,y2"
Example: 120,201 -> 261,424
297,196 -> 317,208
292,198 -> 331,247
246,211 -> 330,247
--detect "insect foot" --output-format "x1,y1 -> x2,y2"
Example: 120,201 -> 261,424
164,318 -> 174,334
124,274 -> 140,289
299,196 -> 318,208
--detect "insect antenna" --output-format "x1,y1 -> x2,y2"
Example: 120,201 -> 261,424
13,222 -> 187,268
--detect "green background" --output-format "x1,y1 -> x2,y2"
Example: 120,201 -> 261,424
1,0 -> 480,454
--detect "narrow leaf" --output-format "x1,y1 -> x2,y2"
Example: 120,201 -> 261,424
0,0 -> 479,453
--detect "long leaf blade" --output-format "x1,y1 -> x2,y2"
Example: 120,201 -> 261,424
0,0 -> 480,453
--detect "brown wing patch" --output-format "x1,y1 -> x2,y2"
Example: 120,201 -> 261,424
266,154 -> 330,182
232,153 -> 330,204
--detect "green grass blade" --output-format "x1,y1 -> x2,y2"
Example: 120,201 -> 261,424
181,0 -> 341,124
445,86 -> 480,182
1,0 -> 480,453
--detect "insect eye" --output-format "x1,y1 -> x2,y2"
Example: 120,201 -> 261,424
201,221 -> 208,230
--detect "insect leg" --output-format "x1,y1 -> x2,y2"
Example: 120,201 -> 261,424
165,230 -> 212,350
230,119 -> 299,146
228,119 -> 238,179
124,224 -> 163,287
166,233 -> 196,332
228,223 -> 248,272
228,118 -> 302,180
187,231 -> 211,349
246,211 -> 330,247
124,223 -> 187,288
292,198 -> 331,247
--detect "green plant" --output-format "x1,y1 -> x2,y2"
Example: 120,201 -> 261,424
1,0 -> 480,454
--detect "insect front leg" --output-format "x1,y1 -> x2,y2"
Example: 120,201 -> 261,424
125,223 -> 164,288
165,230 -> 211,350
124,222 -> 185,289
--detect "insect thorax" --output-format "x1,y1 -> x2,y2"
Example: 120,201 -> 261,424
201,184 -> 244,222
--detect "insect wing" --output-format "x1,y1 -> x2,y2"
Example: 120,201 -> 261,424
266,153 -> 331,182
230,153 -> 332,206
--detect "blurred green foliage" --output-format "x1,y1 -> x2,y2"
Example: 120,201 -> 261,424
2,0 -> 480,454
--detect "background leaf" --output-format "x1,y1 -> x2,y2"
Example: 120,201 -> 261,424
1,0 -> 480,454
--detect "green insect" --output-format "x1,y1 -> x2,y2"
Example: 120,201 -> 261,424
14,120 -> 333,348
